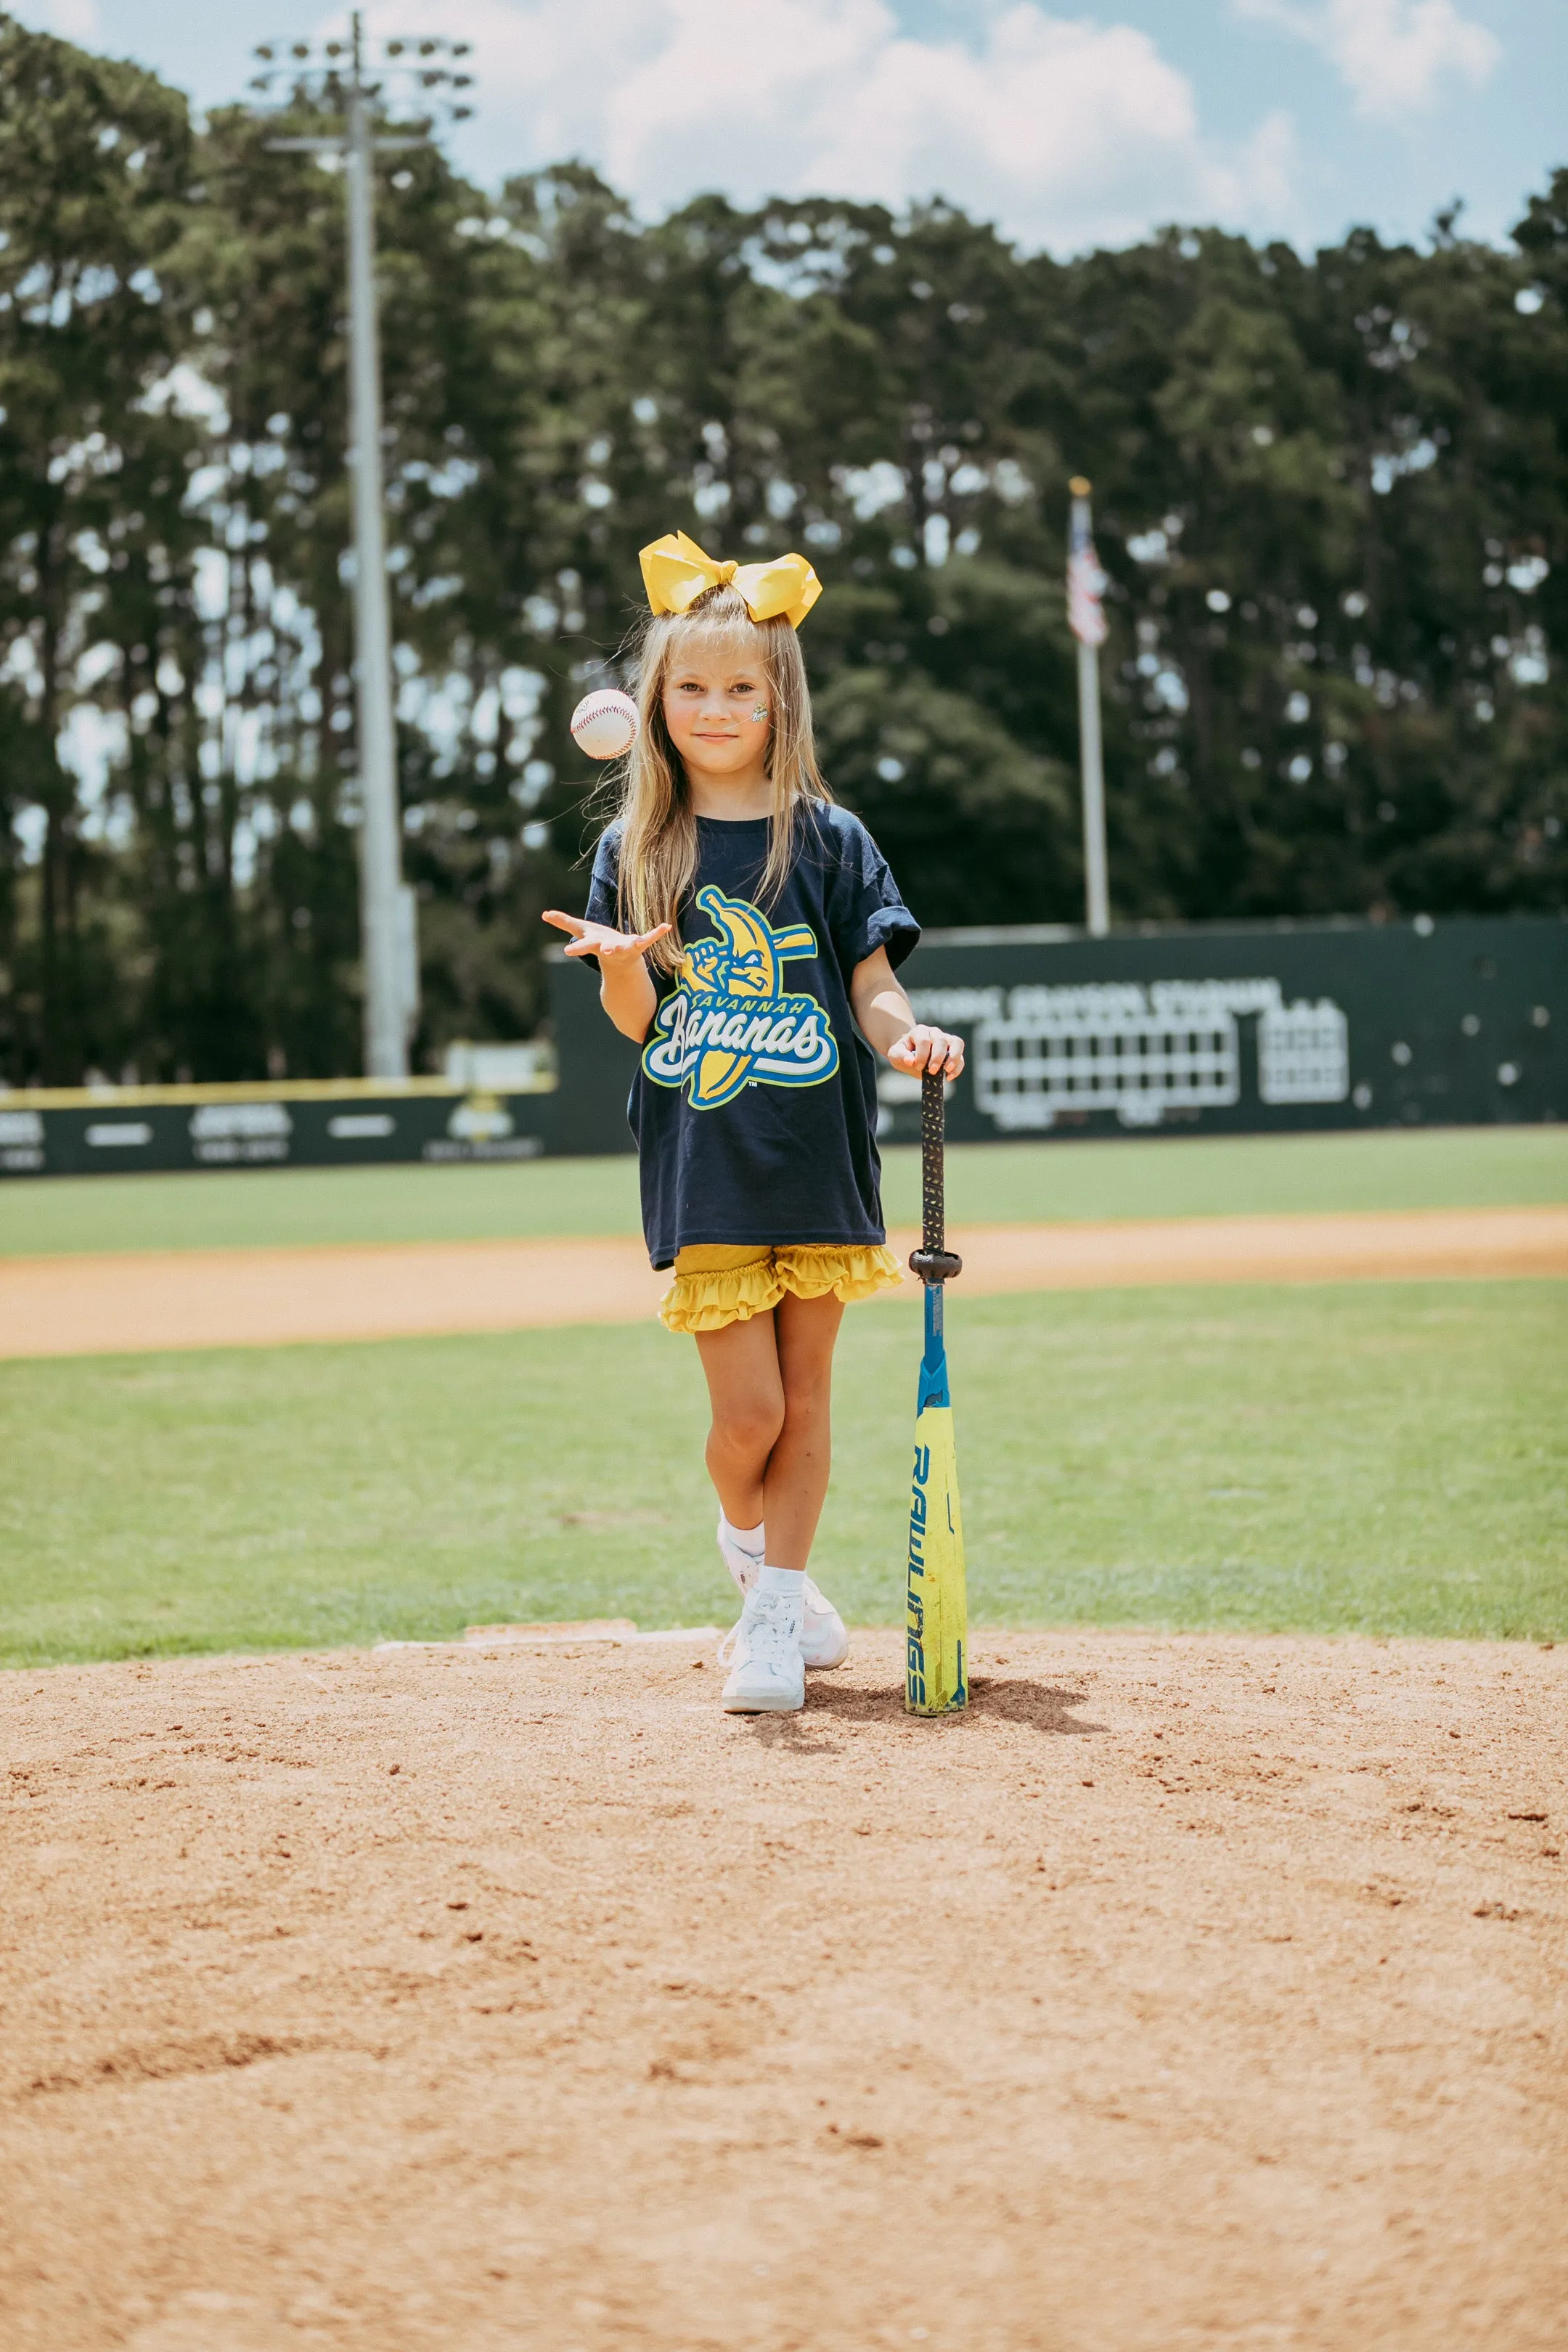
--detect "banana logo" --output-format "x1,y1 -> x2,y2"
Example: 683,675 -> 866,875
642,886 -> 840,1108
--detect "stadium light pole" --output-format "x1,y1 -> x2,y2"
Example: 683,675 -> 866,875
1066,475 -> 1111,936
249,17 -> 475,1077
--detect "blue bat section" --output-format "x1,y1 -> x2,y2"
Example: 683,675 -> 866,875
916,1281 -> 950,1410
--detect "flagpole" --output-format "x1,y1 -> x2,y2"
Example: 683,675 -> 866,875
1068,475 -> 1110,937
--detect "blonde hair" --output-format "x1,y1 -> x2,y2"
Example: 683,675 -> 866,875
610,584 -> 830,973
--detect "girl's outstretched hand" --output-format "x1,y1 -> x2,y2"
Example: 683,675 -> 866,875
886,1024 -> 965,1081
542,910 -> 673,962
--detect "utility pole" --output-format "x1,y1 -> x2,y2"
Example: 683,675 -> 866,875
250,17 -> 473,1076
1066,475 -> 1111,936
342,35 -> 404,1078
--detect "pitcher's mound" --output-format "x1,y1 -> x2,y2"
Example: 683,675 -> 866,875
4,1631 -> 1566,2349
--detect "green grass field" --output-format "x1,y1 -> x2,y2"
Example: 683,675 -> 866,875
3,1279 -> 1564,1668
1,1124 -> 1564,1257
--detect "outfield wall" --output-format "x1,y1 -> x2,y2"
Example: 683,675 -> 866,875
547,911 -> 1565,1156
1,912 -> 1560,1177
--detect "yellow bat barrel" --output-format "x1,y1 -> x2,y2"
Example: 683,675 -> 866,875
907,1387 -> 968,1712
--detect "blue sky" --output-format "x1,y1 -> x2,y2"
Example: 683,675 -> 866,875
17,0 -> 1565,255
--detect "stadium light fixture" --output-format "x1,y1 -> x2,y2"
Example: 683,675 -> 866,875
248,11 -> 478,1079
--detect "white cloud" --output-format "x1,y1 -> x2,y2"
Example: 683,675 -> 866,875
1233,0 -> 1500,118
33,0 -> 102,35
358,0 -> 1301,251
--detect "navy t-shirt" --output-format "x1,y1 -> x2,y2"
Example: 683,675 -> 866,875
583,804 -> 920,1267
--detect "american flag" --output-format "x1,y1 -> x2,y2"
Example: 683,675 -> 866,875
1067,501 -> 1108,648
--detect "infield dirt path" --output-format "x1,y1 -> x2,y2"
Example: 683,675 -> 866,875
3,1204 -> 1567,1357
4,1632 -> 1565,2351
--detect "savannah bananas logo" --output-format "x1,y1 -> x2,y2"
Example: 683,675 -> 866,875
642,886 -> 840,1109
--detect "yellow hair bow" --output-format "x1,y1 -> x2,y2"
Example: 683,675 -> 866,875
640,529 -> 822,630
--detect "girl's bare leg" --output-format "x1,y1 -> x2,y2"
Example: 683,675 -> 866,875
694,1291 -> 844,1569
762,1290 -> 844,1570
694,1311 -> 785,1533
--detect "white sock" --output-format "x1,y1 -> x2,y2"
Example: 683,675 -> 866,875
759,1563 -> 804,1596
721,1514 -> 765,1558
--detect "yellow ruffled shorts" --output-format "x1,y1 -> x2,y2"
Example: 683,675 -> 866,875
659,1242 -> 905,1334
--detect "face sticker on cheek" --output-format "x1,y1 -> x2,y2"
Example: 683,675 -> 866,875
751,706 -> 768,724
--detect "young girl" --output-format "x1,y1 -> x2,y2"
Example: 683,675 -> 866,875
544,531 -> 964,1715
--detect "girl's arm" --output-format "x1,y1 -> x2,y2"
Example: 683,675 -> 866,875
541,911 -> 673,1044
850,946 -> 965,1078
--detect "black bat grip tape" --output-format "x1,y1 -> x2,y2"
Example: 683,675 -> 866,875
909,1065 -> 963,1285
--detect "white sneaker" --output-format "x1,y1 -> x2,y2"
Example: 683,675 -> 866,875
799,1577 -> 848,1668
720,1578 -> 806,1714
716,1513 -> 849,1671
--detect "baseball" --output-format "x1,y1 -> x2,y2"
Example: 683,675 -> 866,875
570,687 -> 639,761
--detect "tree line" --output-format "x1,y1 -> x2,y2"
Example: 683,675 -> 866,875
0,11 -> 1563,1085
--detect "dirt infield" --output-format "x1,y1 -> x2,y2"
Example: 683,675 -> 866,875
4,1633 -> 1565,2351
4,1203 -> 1567,1357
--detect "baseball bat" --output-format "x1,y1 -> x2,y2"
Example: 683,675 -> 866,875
905,1065 -> 968,1715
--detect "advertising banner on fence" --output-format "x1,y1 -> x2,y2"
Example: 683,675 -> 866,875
0,1085 -> 551,1180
